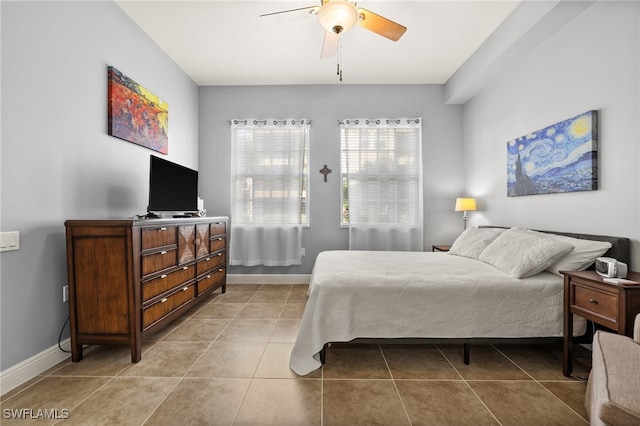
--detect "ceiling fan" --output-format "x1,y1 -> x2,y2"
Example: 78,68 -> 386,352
260,0 -> 407,61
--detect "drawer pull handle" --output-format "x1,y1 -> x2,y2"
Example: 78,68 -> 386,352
159,227 -> 167,231
589,298 -> 598,304
182,287 -> 189,292
205,257 -> 211,261
206,275 -> 211,279
182,266 -> 188,270
216,238 -> 223,241
160,250 -> 167,255
161,297 -> 168,303
160,274 -> 167,279
217,253 -> 222,257
218,268 -> 223,272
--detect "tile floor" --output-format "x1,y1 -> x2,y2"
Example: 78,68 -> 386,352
1,283 -> 592,425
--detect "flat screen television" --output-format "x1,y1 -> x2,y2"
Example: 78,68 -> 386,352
148,155 -> 198,216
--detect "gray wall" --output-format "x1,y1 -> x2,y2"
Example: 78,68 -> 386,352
460,1 -> 640,269
1,1 -> 199,371
198,85 -> 464,274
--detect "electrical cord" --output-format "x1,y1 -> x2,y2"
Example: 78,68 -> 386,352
58,316 -> 71,353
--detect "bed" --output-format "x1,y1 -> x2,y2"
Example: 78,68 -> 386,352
289,227 -> 630,376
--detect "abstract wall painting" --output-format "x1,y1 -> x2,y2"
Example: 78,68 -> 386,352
507,110 -> 598,197
107,66 -> 168,154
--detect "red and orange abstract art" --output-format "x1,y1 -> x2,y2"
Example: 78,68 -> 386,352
108,66 -> 168,154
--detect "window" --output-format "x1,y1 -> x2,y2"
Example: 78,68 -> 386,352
340,118 -> 423,251
230,119 -> 309,226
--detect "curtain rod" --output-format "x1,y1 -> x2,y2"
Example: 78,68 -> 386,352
228,119 -> 311,125
337,118 -> 421,125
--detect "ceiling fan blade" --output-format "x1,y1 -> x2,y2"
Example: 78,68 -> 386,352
356,8 -> 407,41
260,6 -> 317,19
320,31 -> 339,59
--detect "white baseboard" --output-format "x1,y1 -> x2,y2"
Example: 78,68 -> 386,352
0,339 -> 71,396
227,274 -> 311,285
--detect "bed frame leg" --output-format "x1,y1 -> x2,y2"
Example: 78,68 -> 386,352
320,344 -> 327,364
463,343 -> 470,365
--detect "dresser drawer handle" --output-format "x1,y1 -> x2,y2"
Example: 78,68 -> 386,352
216,238 -> 223,241
205,257 -> 210,261
206,275 -> 211,279
182,287 -> 189,292
160,297 -> 168,303
160,274 -> 167,279
589,298 -> 598,304
160,251 -> 167,255
158,227 -> 167,232
218,268 -> 223,272
182,266 -> 188,270
217,253 -> 223,257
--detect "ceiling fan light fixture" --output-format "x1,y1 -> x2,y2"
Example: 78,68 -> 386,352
317,0 -> 358,35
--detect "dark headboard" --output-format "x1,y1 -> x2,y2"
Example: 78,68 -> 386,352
479,226 -> 631,267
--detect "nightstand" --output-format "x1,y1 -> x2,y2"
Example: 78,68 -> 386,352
562,270 -> 640,377
432,244 -> 451,252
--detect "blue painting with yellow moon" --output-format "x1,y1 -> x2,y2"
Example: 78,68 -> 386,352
507,111 -> 597,197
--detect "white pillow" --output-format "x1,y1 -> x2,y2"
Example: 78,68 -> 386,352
545,234 -> 612,276
479,228 -> 574,278
448,227 -> 506,260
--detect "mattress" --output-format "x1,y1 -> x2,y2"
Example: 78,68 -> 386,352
290,250 -> 584,376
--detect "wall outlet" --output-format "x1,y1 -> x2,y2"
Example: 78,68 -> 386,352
301,248 -> 306,256
0,231 -> 19,252
62,285 -> 69,303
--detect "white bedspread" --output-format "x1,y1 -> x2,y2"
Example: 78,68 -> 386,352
290,250 -> 582,376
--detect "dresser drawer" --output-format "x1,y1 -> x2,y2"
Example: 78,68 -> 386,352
142,264 -> 196,302
210,221 -> 226,236
197,267 -> 226,295
141,248 -> 177,276
210,236 -> 226,252
573,285 -> 618,323
196,251 -> 226,276
142,284 -> 195,329
142,226 -> 177,250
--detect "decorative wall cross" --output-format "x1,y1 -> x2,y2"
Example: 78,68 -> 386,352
319,165 -> 332,182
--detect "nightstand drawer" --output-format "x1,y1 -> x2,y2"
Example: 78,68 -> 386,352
573,285 -> 617,324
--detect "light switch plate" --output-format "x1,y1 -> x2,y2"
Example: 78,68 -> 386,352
0,231 -> 20,252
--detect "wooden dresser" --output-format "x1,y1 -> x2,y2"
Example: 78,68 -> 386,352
65,216 -> 228,363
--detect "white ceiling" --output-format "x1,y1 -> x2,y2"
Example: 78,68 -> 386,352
115,0 -> 521,86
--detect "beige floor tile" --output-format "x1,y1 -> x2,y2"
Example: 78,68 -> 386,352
0,376 -> 47,403
211,291 -> 255,304
469,381 -> 588,425
227,284 -> 262,292
234,378 -> 321,425
259,284 -> 293,291
323,379 -> 410,426
249,291 -> 290,304
215,319 -> 277,343
280,303 -> 306,319
395,380 -> 499,425
291,284 -> 309,292
63,377 -> 179,426
144,377 -> 250,425
236,302 -> 285,319
163,318 -> 229,342
0,376 -> 110,424
192,302 -> 245,319
255,343 -> 321,379
270,319 -> 302,343
541,381 -> 589,421
382,344 -> 461,379
186,341 -> 267,378
287,291 -> 309,303
322,343 -> 390,379
51,345 -> 136,377
119,342 -> 209,377
439,344 -> 531,380
495,343 -> 588,381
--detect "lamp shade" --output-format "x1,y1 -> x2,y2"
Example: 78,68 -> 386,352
317,0 -> 359,34
455,198 -> 477,212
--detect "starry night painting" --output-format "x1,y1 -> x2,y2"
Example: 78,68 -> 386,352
507,111 -> 598,197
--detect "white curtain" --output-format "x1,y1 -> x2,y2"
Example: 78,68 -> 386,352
229,119 -> 309,266
341,118 -> 423,251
